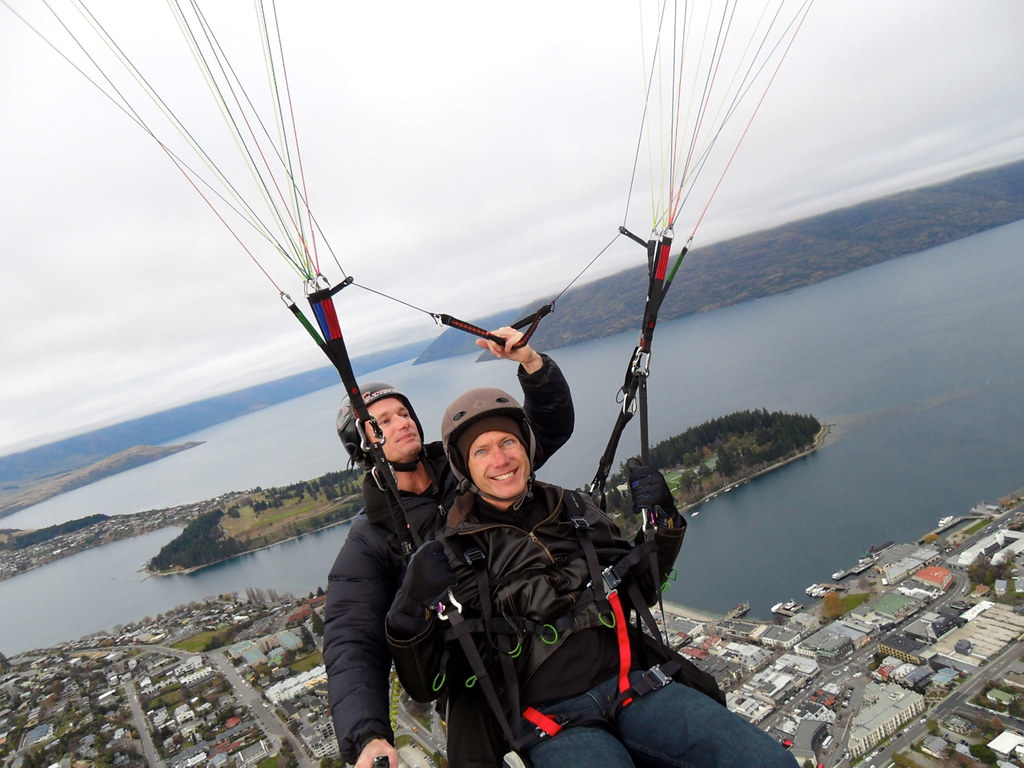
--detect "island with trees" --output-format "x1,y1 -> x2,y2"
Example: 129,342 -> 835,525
5,411 -> 826,578
601,408 -> 826,519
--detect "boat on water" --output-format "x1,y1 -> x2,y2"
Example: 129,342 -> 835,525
771,599 -> 804,616
732,602 -> 750,617
805,583 -> 848,597
938,515 -> 955,527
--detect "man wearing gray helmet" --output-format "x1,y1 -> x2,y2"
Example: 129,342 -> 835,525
385,387 -> 797,768
323,328 -> 574,768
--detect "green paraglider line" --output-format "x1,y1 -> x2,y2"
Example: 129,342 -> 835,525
284,297 -> 323,345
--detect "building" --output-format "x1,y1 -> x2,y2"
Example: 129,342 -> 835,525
264,665 -> 327,705
877,633 -> 927,665
236,739 -> 269,766
847,682 -> 926,758
796,627 -> 853,662
988,730 -> 1024,760
751,622 -> 805,650
904,611 -> 956,643
790,718 -> 828,765
913,565 -> 953,591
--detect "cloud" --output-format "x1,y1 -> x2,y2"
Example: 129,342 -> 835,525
2,0 -> 1024,455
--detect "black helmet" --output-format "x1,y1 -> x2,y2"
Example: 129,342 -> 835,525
440,387 -> 537,489
337,382 -> 424,470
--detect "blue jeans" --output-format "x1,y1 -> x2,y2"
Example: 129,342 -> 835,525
525,672 -> 798,768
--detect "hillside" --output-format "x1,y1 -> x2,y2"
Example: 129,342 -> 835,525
415,158 -> 1024,361
147,470 -> 362,574
0,443 -> 201,519
0,339 -> 428,499
5,158 -> 1024,503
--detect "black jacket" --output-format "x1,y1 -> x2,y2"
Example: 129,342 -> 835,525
386,483 -> 686,766
322,355 -> 574,763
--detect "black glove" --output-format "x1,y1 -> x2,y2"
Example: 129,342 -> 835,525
388,540 -> 457,636
628,460 -> 680,528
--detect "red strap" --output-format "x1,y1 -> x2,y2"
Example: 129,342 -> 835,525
608,590 -> 633,707
522,706 -> 562,737
522,591 -> 634,736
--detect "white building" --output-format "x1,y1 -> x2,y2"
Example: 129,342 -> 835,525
264,664 -> 327,704
847,682 -> 926,758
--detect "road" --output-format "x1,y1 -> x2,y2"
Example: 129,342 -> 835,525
206,648 -> 316,768
124,678 -> 165,767
131,645 -> 314,766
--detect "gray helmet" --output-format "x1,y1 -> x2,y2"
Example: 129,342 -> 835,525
440,387 -> 537,488
337,382 -> 423,470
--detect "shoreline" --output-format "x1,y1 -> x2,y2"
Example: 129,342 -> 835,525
5,424 -> 835,583
144,515 -> 357,578
679,422 -> 832,514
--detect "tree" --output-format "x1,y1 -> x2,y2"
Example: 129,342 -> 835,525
969,743 -> 997,763
716,445 -> 737,477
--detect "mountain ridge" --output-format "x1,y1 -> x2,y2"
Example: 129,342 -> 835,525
415,158 -> 1024,361
5,158 -> 1024,497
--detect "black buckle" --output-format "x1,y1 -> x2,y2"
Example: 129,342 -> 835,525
634,665 -> 672,696
569,516 -> 591,530
463,547 -> 485,566
601,565 -> 621,593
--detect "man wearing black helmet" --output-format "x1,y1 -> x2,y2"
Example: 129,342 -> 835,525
384,387 -> 798,768
323,328 -> 574,768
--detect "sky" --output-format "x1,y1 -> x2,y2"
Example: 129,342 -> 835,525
2,1 -> 1024,457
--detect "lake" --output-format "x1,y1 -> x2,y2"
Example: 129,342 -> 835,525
2,220 -> 1022,655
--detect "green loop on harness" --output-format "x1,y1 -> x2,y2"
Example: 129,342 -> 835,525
508,641 -> 523,658
599,610 -> 616,628
465,675 -> 478,688
541,624 -> 559,645
432,672 -> 446,692
661,567 -> 678,591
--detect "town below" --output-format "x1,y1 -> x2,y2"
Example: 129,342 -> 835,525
4,486 -> 1024,767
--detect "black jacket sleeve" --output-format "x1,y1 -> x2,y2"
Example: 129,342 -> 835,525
322,517 -> 400,762
385,611 -> 448,703
518,353 -> 574,469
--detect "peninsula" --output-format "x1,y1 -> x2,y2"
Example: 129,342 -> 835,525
0,442 -> 202,519
1,411 -> 825,579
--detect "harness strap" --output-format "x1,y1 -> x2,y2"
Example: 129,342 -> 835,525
607,590 -> 633,707
438,491 -> 687,757
463,547 -> 493,637
565,492 -> 633,707
522,707 -> 562,737
304,279 -> 419,558
440,604 -> 522,750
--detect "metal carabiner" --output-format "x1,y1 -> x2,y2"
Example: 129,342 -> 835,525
436,589 -> 463,621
